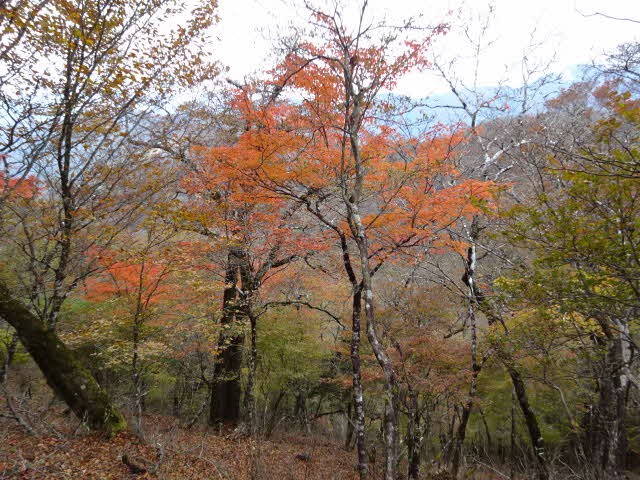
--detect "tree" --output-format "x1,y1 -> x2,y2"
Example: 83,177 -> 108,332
426,11 -> 563,475
1,0 -> 216,330
183,100 -> 316,428
196,4 -> 495,476
496,72 -> 639,478
0,279 -> 126,434
82,220 -> 181,434
0,0 -> 217,432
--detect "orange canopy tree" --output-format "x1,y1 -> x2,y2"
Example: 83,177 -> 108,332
82,223 -> 181,434
195,3 -> 494,475
185,114 -> 324,428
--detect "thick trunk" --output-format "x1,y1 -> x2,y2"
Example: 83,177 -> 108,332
209,251 -> 243,425
0,280 -> 126,434
209,333 -> 243,425
507,365 -> 548,480
244,312 -> 257,434
593,334 -> 627,479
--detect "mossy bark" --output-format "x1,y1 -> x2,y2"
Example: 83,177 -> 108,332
209,249 -> 243,425
0,280 -> 126,435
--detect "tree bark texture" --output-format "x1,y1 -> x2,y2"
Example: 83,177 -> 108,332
209,249 -> 244,425
0,280 -> 126,434
507,365 -> 549,480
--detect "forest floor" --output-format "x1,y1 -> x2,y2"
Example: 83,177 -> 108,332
4,413 -> 639,479
0,414 -> 360,480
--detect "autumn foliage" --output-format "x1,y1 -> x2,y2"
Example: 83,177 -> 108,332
1,1 -> 640,479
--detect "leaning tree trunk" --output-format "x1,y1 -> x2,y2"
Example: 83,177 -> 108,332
507,365 -> 549,480
357,234 -> 399,480
0,280 -> 126,434
471,272 -> 548,480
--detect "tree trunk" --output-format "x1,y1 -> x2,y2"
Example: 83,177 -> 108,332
479,406 -> 493,454
350,285 -> 368,478
209,250 -> 244,425
594,333 -> 627,479
209,333 -> 243,425
132,314 -> 143,435
507,366 -> 548,480
351,201 -> 398,480
172,377 -> 182,417
337,235 -> 368,477
510,388 -> 516,480
451,395 -> 473,478
361,279 -> 399,480
451,245 -> 482,478
474,265 -> 547,479
244,311 -> 257,434
265,390 -> 285,438
344,394 -> 355,450
406,392 -> 422,480
0,280 -> 126,434
381,393 -> 398,480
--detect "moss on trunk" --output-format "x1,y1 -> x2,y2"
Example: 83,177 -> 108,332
0,280 -> 126,435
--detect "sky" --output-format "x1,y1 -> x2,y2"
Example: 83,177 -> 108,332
209,0 -> 640,97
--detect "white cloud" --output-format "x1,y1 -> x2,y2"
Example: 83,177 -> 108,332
209,0 -> 640,95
